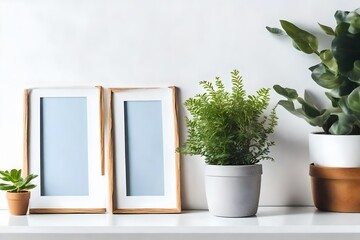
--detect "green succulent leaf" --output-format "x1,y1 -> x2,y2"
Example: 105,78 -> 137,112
21,174 -> 38,189
280,20 -> 319,54
347,86 -> 360,112
309,63 -> 343,89
0,171 -> 7,177
273,85 -> 298,99
0,183 -> 17,191
0,176 -> 10,182
265,26 -> 285,35
24,184 -> 36,190
318,23 -> 335,36
0,169 -> 38,192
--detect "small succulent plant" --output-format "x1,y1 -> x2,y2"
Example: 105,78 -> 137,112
0,169 -> 38,192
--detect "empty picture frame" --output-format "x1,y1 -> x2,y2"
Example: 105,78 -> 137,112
24,86 -> 106,214
108,87 -> 181,213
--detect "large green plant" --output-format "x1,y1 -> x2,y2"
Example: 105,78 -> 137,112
179,70 -> 277,165
267,8 -> 360,135
0,169 -> 38,192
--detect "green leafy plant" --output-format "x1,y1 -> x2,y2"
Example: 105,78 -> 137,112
179,70 -> 277,165
266,8 -> 360,135
0,169 -> 38,192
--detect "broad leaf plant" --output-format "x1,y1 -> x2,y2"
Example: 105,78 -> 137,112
267,8 -> 360,135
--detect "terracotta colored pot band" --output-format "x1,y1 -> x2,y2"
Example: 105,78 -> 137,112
309,163 -> 360,179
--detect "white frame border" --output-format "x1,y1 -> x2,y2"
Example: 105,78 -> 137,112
108,87 -> 181,213
24,86 -> 106,214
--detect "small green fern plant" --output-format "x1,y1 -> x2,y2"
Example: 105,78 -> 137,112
179,70 -> 278,165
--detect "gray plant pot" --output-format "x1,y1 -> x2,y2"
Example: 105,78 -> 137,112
204,164 -> 262,217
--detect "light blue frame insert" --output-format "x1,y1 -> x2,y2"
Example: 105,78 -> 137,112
40,97 -> 89,196
124,100 -> 165,196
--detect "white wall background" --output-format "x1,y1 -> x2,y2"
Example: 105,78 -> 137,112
0,0 -> 359,210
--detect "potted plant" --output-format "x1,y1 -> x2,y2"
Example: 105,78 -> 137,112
267,8 -> 360,212
179,69 -> 277,217
0,169 -> 38,215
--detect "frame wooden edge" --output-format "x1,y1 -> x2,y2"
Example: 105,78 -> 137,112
170,86 -> 181,213
29,208 -> 106,214
107,89 -> 115,213
109,87 -> 162,93
113,208 -> 181,214
23,89 -> 30,177
96,86 -> 105,176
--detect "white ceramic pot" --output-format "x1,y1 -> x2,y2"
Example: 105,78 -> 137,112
204,164 -> 262,217
309,133 -> 360,167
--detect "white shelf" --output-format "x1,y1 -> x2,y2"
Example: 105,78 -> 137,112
1,207 -> 360,240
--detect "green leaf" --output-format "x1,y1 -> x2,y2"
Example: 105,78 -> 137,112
320,50 -> 338,74
10,169 -> 19,181
297,96 -> 321,117
0,184 -> 17,191
349,14 -> 360,34
347,60 -> 360,83
0,171 -> 8,177
280,20 -> 318,54
23,184 -> 36,190
335,79 -> 359,97
334,10 -> 349,24
298,90 -> 322,118
318,23 -> 335,36
329,113 -> 354,134
335,22 -> 350,36
291,41 -> 301,51
15,169 -> 21,180
277,100 -> 328,127
0,176 -> 10,182
273,85 -> 298,99
332,35 -> 360,73
278,100 -> 310,122
347,86 -> 360,112
266,26 -> 285,35
309,63 -> 343,89
338,97 -> 353,115
325,92 -> 340,107
20,174 -> 38,190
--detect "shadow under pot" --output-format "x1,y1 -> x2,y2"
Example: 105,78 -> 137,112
309,163 -> 360,212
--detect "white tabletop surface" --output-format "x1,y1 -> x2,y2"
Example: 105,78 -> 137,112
0,207 -> 360,240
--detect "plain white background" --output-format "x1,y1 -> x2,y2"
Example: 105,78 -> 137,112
0,0 -> 359,210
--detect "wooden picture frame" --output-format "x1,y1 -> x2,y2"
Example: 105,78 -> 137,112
24,86 -> 106,214
108,87 -> 181,213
